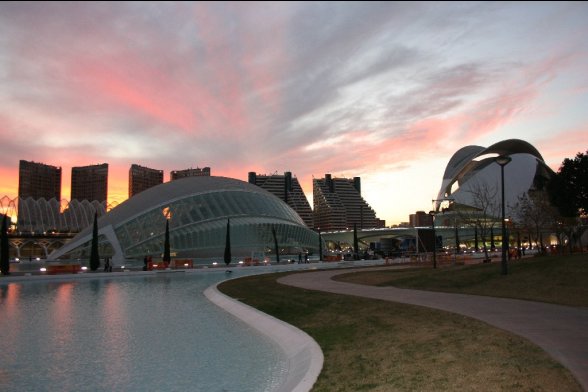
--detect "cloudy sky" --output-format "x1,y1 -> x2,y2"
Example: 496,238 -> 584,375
1,1 -> 587,225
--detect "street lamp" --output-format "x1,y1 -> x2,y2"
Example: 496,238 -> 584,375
428,210 -> 437,269
495,155 -> 512,275
317,227 -> 322,262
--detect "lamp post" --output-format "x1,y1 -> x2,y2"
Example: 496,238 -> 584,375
317,227 -> 322,262
428,210 -> 437,269
496,155 -> 512,275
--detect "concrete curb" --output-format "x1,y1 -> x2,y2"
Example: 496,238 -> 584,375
204,282 -> 324,392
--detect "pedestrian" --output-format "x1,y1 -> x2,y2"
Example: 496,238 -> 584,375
104,257 -> 110,272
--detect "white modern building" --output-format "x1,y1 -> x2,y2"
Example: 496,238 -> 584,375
435,139 -> 554,212
50,176 -> 321,264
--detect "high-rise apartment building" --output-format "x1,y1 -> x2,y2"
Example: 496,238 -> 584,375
71,163 -> 108,203
170,166 -> 210,180
18,160 -> 62,200
313,174 -> 383,231
129,164 -> 164,198
409,211 -> 433,227
248,171 -> 313,228
17,160 -> 62,232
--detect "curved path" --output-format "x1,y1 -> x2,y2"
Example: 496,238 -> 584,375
279,268 -> 588,391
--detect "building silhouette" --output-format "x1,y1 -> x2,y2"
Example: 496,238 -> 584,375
170,166 -> 210,180
18,160 -> 61,200
129,164 -> 163,198
71,163 -> 108,203
409,211 -> 433,227
248,171 -> 313,228
17,160 -> 62,231
313,174 -> 383,231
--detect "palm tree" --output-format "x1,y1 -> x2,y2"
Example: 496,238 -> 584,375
89,211 -> 100,271
224,219 -> 231,266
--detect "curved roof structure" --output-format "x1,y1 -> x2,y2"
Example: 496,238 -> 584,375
436,139 -> 553,212
51,176 -> 320,263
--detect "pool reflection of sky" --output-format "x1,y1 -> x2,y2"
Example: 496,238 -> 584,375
0,271 -> 287,392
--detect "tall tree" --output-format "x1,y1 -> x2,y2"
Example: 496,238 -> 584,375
272,226 -> 280,263
89,211 -> 100,271
512,191 -> 556,251
353,223 -> 359,260
163,219 -> 171,265
318,229 -> 323,261
1,215 -> 10,275
224,219 -> 231,266
457,181 -> 501,262
547,150 -> 588,252
455,226 -> 460,254
548,150 -> 588,217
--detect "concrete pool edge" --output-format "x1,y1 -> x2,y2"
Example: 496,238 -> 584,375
204,282 -> 324,392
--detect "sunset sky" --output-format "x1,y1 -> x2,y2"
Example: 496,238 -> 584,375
1,2 -> 587,225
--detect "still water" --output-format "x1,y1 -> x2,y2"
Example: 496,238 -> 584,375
0,271 -> 287,391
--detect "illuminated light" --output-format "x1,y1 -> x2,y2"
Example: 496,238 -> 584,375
153,264 -> 158,268
473,152 -> 499,162
121,265 -> 125,269
15,258 -> 19,262
184,263 -> 189,267
40,267 -> 47,272
36,257 -> 40,261
239,261 -> 244,264
81,266 -> 88,270
212,262 -> 218,266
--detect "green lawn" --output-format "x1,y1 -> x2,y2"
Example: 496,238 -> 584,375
218,258 -> 583,391
335,253 -> 588,307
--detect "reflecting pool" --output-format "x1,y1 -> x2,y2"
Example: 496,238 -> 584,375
0,271 -> 287,391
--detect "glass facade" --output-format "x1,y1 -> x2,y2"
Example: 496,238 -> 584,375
51,178 -> 321,262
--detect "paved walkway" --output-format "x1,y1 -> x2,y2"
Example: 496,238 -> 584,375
278,267 -> 588,391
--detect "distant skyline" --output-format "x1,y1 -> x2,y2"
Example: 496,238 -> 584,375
1,2 -> 587,225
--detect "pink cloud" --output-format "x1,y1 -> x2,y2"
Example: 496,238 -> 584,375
534,127 -> 588,171
0,168 -> 18,198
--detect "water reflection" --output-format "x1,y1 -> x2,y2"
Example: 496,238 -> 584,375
0,272 -> 287,392
101,282 -> 131,389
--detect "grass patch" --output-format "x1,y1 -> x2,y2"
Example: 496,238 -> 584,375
335,254 -> 588,307
219,272 -> 582,391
